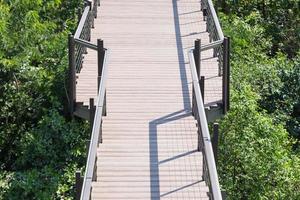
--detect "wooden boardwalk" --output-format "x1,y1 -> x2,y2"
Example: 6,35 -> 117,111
76,0 -> 221,199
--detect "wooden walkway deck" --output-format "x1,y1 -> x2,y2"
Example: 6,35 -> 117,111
76,0 -> 221,199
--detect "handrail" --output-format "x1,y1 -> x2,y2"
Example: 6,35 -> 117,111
201,40 -> 223,52
74,1 -> 98,50
188,49 -> 222,200
80,49 -> 109,200
75,6 -> 90,39
195,0 -> 230,115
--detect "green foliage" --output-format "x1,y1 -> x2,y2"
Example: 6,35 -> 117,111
0,164 -> 80,200
261,54 -> 300,139
219,86 -> 300,199
0,0 -> 88,199
218,0 -> 299,57
217,13 -> 300,199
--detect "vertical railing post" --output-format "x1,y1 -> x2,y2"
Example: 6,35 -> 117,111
89,98 -> 95,130
86,139 -> 91,156
93,0 -> 98,18
223,37 -> 230,114
68,34 -> 76,117
192,87 -> 195,116
97,39 -> 104,92
75,171 -> 83,200
194,39 -> 201,79
103,91 -> 107,116
197,128 -> 201,152
200,76 -> 205,104
212,123 -> 219,165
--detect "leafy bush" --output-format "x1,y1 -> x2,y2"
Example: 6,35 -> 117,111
0,0 -> 89,199
217,13 -> 300,199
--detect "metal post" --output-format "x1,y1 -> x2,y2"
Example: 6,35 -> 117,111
192,87 -> 195,116
203,8 -> 207,21
103,91 -> 107,116
223,37 -> 230,114
89,98 -> 95,130
194,39 -> 201,79
200,76 -> 205,104
97,39 -> 104,92
75,171 -> 83,200
197,128 -> 201,152
212,123 -> 219,165
93,0 -> 98,18
68,34 -> 76,117
86,140 -> 90,156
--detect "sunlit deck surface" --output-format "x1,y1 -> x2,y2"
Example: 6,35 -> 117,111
76,0 -> 221,199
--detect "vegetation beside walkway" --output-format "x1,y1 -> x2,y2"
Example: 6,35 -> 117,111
216,0 -> 300,199
0,1 -> 90,199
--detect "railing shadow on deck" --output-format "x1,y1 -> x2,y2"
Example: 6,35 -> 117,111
147,0 -> 230,200
149,110 -> 205,199
173,0 -> 192,111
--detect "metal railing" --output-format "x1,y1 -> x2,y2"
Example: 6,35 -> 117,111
194,0 -> 230,114
80,49 -> 109,200
68,0 -> 102,116
68,1 -> 110,199
201,0 -> 225,76
189,49 -> 222,199
188,0 -> 230,199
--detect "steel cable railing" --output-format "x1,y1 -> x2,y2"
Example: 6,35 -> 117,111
189,49 -> 223,200
80,49 -> 109,200
187,0 -> 231,199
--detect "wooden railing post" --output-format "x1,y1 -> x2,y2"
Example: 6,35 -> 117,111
200,76 -> 205,103
194,39 -> 201,79
97,39 -> 105,92
75,171 -> 83,200
68,34 -> 76,117
212,123 -> 219,166
223,37 -> 230,114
